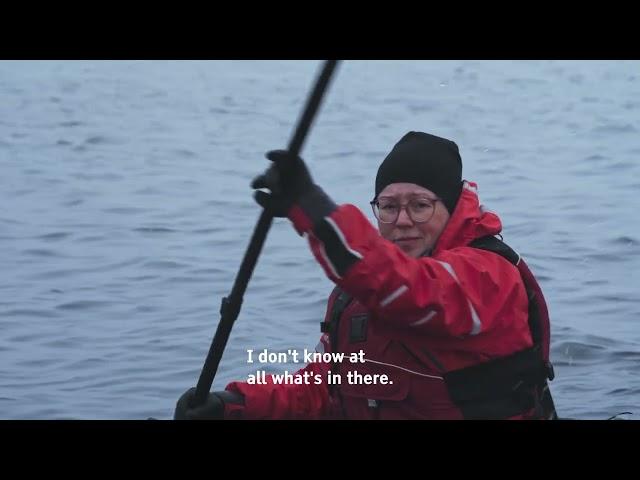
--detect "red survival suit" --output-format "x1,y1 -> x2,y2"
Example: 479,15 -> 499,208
224,181 -> 556,419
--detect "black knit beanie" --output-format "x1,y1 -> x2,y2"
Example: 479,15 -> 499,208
375,131 -> 463,214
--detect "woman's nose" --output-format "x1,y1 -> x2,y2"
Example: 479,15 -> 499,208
395,206 -> 414,226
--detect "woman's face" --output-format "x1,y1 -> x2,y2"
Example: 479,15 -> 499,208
375,183 -> 450,258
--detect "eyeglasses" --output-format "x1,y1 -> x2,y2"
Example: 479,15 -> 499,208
370,196 -> 441,224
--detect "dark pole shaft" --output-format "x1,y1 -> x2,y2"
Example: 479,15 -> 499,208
193,60 -> 340,405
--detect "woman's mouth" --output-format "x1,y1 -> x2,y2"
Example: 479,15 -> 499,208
394,237 -> 421,245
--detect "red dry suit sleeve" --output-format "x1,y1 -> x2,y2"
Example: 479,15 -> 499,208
290,203 -> 527,339
223,356 -> 332,419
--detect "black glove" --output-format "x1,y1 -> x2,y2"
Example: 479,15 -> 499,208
174,387 -> 244,420
251,150 -> 315,217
